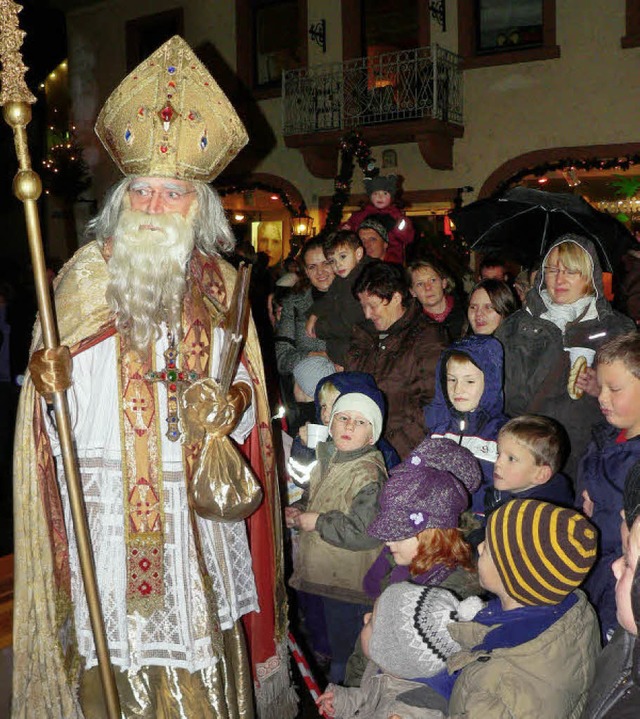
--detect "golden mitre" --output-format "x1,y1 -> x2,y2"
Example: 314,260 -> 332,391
94,35 -> 248,182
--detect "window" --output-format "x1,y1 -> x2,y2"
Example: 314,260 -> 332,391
458,0 -> 559,69
342,0 -> 429,62
362,0 -> 420,56
236,0 -> 307,98
126,9 -> 184,72
622,0 -> 640,48
476,0 -> 543,55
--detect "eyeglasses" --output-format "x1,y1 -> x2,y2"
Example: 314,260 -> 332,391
543,266 -> 582,278
128,186 -> 196,205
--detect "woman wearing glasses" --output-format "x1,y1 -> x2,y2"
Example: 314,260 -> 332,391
495,234 -> 634,483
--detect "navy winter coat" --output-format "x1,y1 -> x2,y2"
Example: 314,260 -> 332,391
484,472 -> 574,516
576,422 -> 640,640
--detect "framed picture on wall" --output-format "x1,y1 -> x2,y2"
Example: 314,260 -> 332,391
252,220 -> 286,266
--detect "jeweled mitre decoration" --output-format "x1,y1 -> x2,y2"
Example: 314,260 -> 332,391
94,35 -> 248,182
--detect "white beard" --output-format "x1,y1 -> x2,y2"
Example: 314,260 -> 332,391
106,208 -> 196,353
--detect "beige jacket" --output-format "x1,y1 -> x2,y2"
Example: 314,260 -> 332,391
445,591 -> 600,719
290,444 -> 385,603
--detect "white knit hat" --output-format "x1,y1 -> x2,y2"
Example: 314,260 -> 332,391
368,583 -> 484,679
329,392 -> 383,443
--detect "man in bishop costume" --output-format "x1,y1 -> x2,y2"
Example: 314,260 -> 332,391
11,36 -> 296,719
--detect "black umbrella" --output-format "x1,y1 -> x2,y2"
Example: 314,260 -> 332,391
450,186 -> 636,272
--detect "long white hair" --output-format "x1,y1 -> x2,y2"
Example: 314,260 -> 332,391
87,176 -> 236,352
86,176 -> 235,255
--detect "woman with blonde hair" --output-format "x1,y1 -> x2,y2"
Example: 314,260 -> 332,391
408,259 -> 466,341
496,233 -> 634,482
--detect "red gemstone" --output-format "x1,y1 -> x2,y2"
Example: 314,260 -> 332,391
178,372 -> 184,380
168,81 -> 176,88
160,145 -> 168,153
160,105 -> 174,122
169,383 -> 177,391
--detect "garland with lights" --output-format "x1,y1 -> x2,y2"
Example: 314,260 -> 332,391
324,131 -> 379,233
495,154 -> 640,196
216,182 -> 299,217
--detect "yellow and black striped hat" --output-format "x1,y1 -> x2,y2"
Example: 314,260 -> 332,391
486,499 -> 598,606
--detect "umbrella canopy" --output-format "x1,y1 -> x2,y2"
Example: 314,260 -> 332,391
450,186 -> 636,272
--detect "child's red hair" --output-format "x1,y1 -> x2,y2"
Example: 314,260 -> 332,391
409,527 -> 474,576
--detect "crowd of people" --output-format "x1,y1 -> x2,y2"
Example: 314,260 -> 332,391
267,205 -> 640,718
12,34 -> 640,719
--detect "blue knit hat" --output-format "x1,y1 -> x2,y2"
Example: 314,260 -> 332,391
292,356 -> 336,399
368,438 -> 481,541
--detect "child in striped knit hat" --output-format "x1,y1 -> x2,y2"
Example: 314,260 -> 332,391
421,499 -> 601,719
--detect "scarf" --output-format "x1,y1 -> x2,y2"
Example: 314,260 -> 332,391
424,294 -> 454,323
538,290 -> 598,333
419,593 -> 578,700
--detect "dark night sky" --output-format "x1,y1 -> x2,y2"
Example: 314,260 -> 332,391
0,1 -> 68,260
15,0 -> 68,86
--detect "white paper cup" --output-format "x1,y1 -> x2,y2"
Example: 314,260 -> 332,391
306,423 -> 329,448
567,347 -> 596,367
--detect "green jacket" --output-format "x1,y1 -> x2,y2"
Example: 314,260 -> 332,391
289,442 -> 386,603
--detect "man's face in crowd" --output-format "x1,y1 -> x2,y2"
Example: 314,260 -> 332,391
480,265 -> 506,281
128,176 -> 197,218
358,228 -> 387,260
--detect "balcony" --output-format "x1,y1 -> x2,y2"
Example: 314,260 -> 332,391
282,45 -> 464,178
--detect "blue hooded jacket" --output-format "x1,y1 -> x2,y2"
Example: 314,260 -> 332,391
577,422 -> 640,640
424,335 -> 509,513
290,371 -> 401,471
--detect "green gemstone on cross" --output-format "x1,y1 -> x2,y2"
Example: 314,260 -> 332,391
144,334 -> 202,442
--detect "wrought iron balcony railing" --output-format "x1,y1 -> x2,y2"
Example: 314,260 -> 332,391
282,44 -> 463,136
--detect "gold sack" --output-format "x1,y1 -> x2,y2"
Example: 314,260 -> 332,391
189,434 -> 262,522
181,377 -> 263,522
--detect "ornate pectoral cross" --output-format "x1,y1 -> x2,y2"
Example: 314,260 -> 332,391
145,332 -> 201,441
